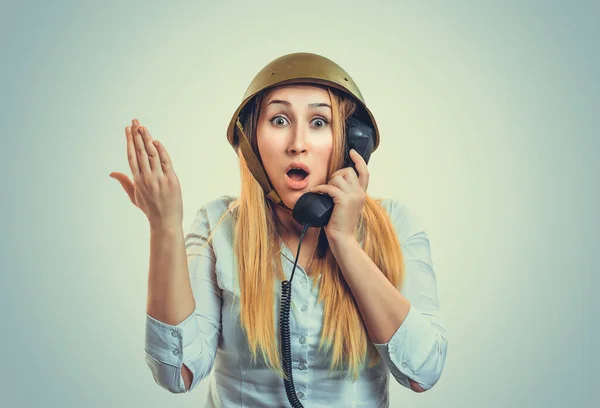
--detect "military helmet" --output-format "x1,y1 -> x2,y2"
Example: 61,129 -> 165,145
226,52 -> 380,207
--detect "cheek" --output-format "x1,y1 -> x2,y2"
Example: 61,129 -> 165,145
256,125 -> 283,173
256,122 -> 267,150
256,124 -> 273,156
313,137 -> 334,166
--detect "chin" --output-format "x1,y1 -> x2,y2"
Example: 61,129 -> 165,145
282,192 -> 303,208
279,190 -> 310,211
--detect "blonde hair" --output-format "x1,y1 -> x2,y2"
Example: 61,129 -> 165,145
209,85 -> 405,381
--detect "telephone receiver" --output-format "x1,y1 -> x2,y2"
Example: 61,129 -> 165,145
291,116 -> 375,227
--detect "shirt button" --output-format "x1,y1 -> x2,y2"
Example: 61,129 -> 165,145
301,276 -> 308,284
301,305 -> 308,312
172,348 -> 180,356
401,361 -> 408,368
171,330 -> 178,337
298,362 -> 307,370
297,391 -> 305,399
389,344 -> 397,354
299,335 -> 306,344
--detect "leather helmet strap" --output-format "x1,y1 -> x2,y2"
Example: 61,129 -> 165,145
235,118 -> 289,209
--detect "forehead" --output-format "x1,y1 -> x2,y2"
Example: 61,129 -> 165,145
264,84 -> 330,104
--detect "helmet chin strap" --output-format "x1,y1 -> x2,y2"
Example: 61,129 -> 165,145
236,116 -> 299,214
268,190 -> 294,212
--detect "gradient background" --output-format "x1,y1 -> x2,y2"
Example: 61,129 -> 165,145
1,1 -> 597,407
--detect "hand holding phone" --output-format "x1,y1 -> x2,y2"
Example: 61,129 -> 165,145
291,116 -> 375,227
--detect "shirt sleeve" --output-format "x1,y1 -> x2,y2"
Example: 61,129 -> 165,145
372,199 -> 448,391
144,205 -> 222,393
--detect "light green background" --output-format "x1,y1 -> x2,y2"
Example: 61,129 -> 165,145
1,1 -> 597,407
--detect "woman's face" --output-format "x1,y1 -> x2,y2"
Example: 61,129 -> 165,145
256,84 -> 334,209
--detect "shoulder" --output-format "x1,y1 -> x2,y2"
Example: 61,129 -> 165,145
189,195 -> 239,231
201,194 -> 239,218
374,197 -> 427,242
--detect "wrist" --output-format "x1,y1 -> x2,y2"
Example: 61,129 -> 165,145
327,233 -> 358,250
149,222 -> 183,235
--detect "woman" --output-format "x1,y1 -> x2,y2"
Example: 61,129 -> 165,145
110,52 -> 447,407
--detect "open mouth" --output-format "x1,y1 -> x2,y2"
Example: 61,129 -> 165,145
286,168 -> 309,181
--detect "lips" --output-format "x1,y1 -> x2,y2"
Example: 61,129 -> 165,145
284,162 -> 311,190
284,172 -> 310,190
285,162 -> 311,176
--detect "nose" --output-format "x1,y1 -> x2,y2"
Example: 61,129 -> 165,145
288,122 -> 308,154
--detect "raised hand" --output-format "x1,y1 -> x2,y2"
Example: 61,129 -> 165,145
110,118 -> 183,230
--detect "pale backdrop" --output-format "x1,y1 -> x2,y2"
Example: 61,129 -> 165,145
1,0 -> 597,407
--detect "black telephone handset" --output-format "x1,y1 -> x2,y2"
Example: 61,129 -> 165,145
291,116 -> 375,227
280,115 -> 375,408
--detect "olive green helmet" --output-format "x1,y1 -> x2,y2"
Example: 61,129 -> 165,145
226,52 -> 380,207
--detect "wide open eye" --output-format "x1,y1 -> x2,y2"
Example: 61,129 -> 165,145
270,115 -> 289,126
311,117 -> 329,128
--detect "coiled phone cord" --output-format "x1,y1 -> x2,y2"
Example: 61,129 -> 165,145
279,223 -> 310,408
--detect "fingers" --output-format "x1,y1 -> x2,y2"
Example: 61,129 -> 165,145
126,118 -> 173,181
126,125 -> 140,177
330,167 -> 358,191
314,154 -> 367,200
133,125 -> 152,175
349,149 -> 369,191
138,126 -> 163,176
131,118 -> 142,139
331,165 -> 358,181
329,174 -> 351,193
110,172 -> 136,205
309,183 -> 343,202
153,139 -> 174,175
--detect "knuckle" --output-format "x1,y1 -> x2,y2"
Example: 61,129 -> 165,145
143,176 -> 155,189
161,176 -> 173,189
145,181 -> 160,196
150,183 -> 161,196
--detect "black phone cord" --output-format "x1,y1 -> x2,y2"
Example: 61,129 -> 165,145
280,223 -> 310,407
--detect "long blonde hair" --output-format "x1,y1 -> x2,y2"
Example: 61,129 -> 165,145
209,86 -> 405,381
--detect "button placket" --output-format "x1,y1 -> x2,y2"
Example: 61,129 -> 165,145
172,328 -> 182,358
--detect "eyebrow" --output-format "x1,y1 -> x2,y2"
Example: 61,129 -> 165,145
267,99 -> 331,109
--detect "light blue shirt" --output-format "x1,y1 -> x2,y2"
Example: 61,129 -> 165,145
145,195 -> 447,407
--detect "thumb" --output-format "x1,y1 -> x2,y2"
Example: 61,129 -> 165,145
109,172 -> 136,205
